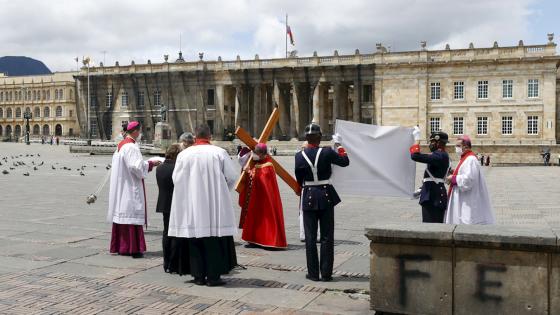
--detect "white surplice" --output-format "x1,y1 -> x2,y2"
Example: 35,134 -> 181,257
445,155 -> 495,225
107,141 -> 150,225
168,143 -> 238,238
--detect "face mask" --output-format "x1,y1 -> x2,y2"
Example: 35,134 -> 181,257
455,146 -> 463,156
252,155 -> 261,161
429,143 -> 437,152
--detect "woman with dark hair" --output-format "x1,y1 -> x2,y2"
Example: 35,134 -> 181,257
156,143 -> 188,273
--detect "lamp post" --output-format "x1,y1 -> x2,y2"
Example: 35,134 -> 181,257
23,111 -> 31,145
83,57 -> 91,145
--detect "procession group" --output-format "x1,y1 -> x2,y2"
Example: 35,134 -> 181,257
106,120 -> 493,286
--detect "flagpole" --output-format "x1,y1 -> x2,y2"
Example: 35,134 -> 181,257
285,14 -> 288,59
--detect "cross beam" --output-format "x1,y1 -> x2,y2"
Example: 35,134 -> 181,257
234,107 -> 300,195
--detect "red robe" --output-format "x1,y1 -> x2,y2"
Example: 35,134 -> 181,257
239,155 -> 287,248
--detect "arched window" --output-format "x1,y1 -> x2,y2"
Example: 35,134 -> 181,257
59,89 -> 64,99
46,90 -> 50,100
5,125 -> 12,135
33,90 -> 37,100
33,124 -> 40,135
15,108 -> 21,118
25,107 -> 31,114
27,90 -> 31,101
42,90 -> 46,100
70,89 -> 73,99
0,91 -> 3,102
7,108 -> 12,118
54,89 -> 58,100
0,108 -> 3,118
14,125 -> 21,137
55,124 -> 62,136
42,124 -> 49,135
55,106 -> 63,117
0,125 -> 3,136
34,107 -> 40,118
44,107 -> 50,118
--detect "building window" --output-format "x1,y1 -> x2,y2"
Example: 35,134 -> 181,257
429,117 -> 441,133
477,117 -> 488,135
42,124 -> 50,136
453,81 -> 464,100
137,91 -> 145,108
0,108 -> 3,118
44,107 -> 50,118
477,80 -> 488,99
90,119 -> 97,138
46,90 -> 50,100
34,107 -> 40,118
502,80 -> 513,98
27,90 -> 31,101
121,91 -> 129,107
69,110 -> 73,118
207,89 -> 215,106
33,124 -> 40,135
54,89 -> 59,100
59,89 -> 63,100
501,116 -> 513,135
527,116 -> 539,135
528,79 -> 539,98
25,107 -> 30,114
106,92 -> 113,108
15,107 -> 21,118
6,108 -> 12,118
55,106 -> 63,117
42,90 -> 46,100
154,89 -> 161,107
0,92 -> 3,102
362,85 -> 373,102
453,117 -> 464,135
430,82 -> 441,100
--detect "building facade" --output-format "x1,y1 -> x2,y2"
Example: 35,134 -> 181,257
74,38 -> 560,162
0,72 -> 80,141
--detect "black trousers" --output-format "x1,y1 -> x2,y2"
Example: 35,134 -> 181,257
303,207 -> 334,279
162,213 -> 171,271
421,205 -> 445,223
187,236 -> 237,280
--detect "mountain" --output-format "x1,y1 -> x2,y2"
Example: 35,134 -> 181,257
0,56 -> 52,76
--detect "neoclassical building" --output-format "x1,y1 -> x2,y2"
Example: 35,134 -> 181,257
0,72 -> 80,140
74,36 -> 560,161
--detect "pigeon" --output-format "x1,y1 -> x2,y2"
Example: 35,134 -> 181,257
37,154 -> 40,157
0,162 -> 2,166
51,165 -> 56,170
106,164 -> 111,170
9,167 -> 15,170
32,161 -> 35,165
23,172 -> 29,176
33,166 -> 38,171
80,171 -> 85,176
2,170 -> 8,174
38,161 -> 44,166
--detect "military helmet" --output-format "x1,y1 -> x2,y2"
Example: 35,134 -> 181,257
429,131 -> 449,143
304,123 -> 322,135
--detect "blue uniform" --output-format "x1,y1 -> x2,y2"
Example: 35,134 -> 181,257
295,146 -> 349,280
411,149 -> 450,223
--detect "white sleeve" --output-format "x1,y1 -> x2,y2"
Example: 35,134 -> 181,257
172,155 -> 183,184
222,150 -> 238,190
123,144 -> 149,179
455,157 -> 478,192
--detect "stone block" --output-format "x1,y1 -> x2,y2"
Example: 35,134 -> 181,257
552,253 -> 560,314
453,224 -> 557,251
454,247 -> 549,315
370,243 -> 452,315
365,222 -> 456,246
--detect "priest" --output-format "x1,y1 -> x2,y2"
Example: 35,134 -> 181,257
445,135 -> 495,225
107,121 -> 161,258
168,124 -> 238,286
238,143 -> 287,249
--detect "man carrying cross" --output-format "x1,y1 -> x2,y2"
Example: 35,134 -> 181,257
238,142 -> 287,249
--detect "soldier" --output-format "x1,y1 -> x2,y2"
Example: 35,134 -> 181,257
409,130 -> 450,223
295,123 -> 349,281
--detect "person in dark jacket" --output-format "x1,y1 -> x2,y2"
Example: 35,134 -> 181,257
156,143 -> 185,273
409,131 -> 450,223
295,123 -> 349,282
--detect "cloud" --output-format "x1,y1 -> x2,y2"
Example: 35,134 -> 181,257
0,0 -> 540,71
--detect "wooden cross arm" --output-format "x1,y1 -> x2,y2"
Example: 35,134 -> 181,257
269,159 -> 301,194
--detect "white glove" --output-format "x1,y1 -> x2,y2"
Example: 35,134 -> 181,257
412,126 -> 421,141
332,133 -> 342,144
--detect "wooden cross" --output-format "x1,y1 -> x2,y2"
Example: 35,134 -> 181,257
234,107 -> 300,195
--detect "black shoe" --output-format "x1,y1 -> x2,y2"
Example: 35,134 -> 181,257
305,274 -> 320,281
190,277 -> 206,286
206,278 -> 226,287
244,243 -> 259,248
321,276 -> 333,282
131,253 -> 144,259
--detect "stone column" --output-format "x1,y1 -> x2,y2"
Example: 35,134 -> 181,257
234,84 -> 243,128
289,82 -> 299,139
353,80 -> 361,122
333,82 -> 342,125
312,82 -> 321,123
215,84 -> 225,139
253,84 -> 262,136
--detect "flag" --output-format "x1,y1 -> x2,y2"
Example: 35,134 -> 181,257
286,25 -> 295,45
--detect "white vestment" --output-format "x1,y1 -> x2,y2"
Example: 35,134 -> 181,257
445,155 -> 495,225
168,144 -> 238,238
107,141 -> 150,225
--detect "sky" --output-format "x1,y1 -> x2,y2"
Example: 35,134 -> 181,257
0,0 -> 558,72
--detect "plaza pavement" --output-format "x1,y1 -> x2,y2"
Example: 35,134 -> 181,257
0,142 -> 559,314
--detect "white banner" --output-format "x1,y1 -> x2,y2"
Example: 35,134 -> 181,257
331,120 -> 416,198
